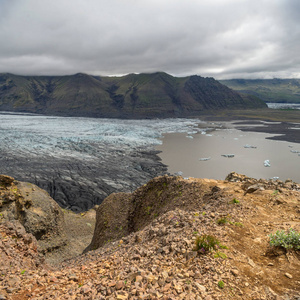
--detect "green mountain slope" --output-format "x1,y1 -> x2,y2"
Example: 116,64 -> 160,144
220,78 -> 300,103
0,72 -> 266,118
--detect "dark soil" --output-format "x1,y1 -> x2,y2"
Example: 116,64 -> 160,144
233,121 -> 300,144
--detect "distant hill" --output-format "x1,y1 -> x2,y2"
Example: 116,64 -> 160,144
0,72 -> 266,118
220,78 -> 300,103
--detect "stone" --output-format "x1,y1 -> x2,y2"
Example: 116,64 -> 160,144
116,281 -> 124,290
116,292 -> 128,299
285,273 -> 293,279
195,283 -> 206,292
68,274 -> 79,281
108,280 -> 116,287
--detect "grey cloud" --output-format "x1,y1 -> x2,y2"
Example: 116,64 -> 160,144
0,0 -> 299,78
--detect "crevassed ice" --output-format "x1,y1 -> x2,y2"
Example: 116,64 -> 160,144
0,114 -> 203,159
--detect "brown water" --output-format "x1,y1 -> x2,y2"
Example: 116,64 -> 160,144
156,127 -> 300,183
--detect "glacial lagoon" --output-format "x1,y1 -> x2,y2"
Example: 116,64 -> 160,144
0,112 -> 299,211
156,124 -> 300,183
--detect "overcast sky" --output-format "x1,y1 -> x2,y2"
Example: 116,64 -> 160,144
0,0 -> 299,79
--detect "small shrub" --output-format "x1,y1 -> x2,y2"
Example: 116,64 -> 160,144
193,234 -> 227,254
229,221 -> 244,227
217,217 -> 229,225
269,229 -> 300,250
232,198 -> 240,204
218,280 -> 225,289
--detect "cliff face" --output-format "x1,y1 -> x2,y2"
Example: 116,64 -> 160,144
0,72 -> 266,118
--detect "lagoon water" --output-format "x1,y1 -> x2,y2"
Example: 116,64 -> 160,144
156,125 -> 300,183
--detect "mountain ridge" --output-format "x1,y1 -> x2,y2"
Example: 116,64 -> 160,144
221,78 -> 300,103
0,72 -> 266,118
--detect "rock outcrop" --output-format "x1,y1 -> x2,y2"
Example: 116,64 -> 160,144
0,174 -> 66,253
1,173 -> 300,299
87,175 -> 214,251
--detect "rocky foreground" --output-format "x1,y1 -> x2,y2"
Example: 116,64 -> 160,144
0,173 -> 300,299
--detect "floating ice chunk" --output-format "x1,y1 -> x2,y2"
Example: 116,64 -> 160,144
288,145 -> 293,148
187,131 -> 197,135
264,160 -> 271,167
221,154 -> 235,158
234,138 -> 239,140
290,150 -> 300,153
206,134 -> 213,137
269,176 -> 279,180
244,144 -> 257,149
199,157 -> 211,161
186,135 -> 194,139
174,171 -> 183,176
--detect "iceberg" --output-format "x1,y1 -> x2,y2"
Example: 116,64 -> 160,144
199,157 -> 211,161
174,171 -> 183,176
290,150 -> 300,153
264,160 -> 271,167
221,154 -> 235,158
244,144 -> 257,149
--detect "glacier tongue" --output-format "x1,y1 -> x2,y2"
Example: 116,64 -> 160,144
0,113 -> 203,212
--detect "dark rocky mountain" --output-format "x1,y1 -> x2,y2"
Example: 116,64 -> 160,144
0,72 -> 266,117
221,78 -> 300,103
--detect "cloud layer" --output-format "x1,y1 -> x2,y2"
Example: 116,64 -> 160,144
0,0 -> 299,78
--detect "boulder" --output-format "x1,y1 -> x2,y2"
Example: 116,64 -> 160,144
0,177 -> 67,253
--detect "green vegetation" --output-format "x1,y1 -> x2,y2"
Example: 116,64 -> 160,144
214,251 -> 227,259
193,234 -> 227,254
221,78 -> 300,103
269,229 -> 300,250
218,280 -> 225,289
217,216 -> 229,225
145,206 -> 152,215
231,198 -> 240,204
